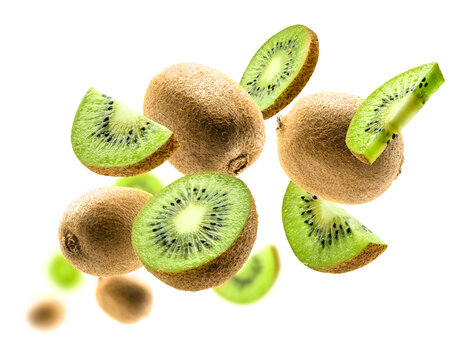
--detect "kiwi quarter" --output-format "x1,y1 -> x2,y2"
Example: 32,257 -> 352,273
114,172 -> 164,195
346,63 -> 444,164
143,63 -> 265,176
95,276 -> 153,324
240,24 -> 319,119
59,187 -> 152,276
282,182 -> 387,273
277,92 -> 404,204
214,245 -> 279,305
132,173 -> 258,291
72,88 -> 178,176
27,299 -> 65,331
48,252 -> 82,290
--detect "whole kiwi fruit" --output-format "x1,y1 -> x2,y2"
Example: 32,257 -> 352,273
143,63 -> 265,176
277,92 -> 404,204
27,299 -> 65,331
58,187 -> 152,276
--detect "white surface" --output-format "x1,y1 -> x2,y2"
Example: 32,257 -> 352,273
1,0 -> 461,359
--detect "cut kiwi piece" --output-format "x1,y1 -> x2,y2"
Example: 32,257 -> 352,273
240,24 -> 319,119
346,63 -> 444,164
132,172 -> 258,291
114,172 -> 164,195
282,182 -> 387,273
72,88 -> 178,176
48,252 -> 83,290
214,245 -> 279,304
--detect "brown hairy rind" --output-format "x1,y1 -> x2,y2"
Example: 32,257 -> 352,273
27,299 -> 65,331
143,63 -> 265,176
277,92 -> 404,204
147,198 -> 258,291
58,187 -> 152,276
84,134 -> 178,177
261,28 -> 319,120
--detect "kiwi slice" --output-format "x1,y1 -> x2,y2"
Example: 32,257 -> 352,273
72,88 -> 178,176
48,253 -> 82,290
132,172 -> 258,291
214,245 -> 279,305
114,172 -> 164,195
282,182 -> 387,273
346,63 -> 444,164
240,24 -> 319,119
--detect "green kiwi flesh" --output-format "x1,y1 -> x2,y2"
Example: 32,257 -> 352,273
282,182 -> 387,273
114,172 -> 164,195
48,253 -> 82,290
72,88 -> 178,176
240,24 -> 319,119
132,172 -> 257,291
346,63 -> 444,164
214,245 -> 279,304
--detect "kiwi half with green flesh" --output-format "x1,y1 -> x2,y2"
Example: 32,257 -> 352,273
240,25 -> 319,119
96,276 -> 153,324
143,63 -> 265,176
27,299 -> 65,331
214,245 -> 279,305
277,92 -> 404,204
72,88 -> 178,176
282,182 -> 387,273
132,173 -> 258,291
48,253 -> 82,290
346,63 -> 444,165
59,187 -> 152,276
114,172 -> 164,195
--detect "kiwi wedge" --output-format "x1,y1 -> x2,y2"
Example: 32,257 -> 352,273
282,182 -> 387,273
214,245 -> 279,305
114,172 -> 164,195
240,24 -> 319,119
48,253 -> 82,290
72,88 -> 178,176
132,172 -> 258,291
346,63 -> 444,164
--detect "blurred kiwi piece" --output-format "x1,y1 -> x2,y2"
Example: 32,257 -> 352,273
48,253 -> 83,290
27,299 -> 65,331
114,172 -> 164,195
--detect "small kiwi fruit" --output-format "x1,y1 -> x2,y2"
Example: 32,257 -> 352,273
114,172 -> 164,195
95,276 -> 153,324
214,245 -> 279,305
143,63 -> 265,176
132,172 -> 258,291
277,92 -> 404,204
59,187 -> 152,276
27,299 -> 65,331
72,88 -> 178,177
346,62 -> 444,164
282,182 -> 387,273
48,252 -> 82,290
240,24 -> 319,119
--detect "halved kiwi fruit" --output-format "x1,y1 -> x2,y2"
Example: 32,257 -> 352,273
72,88 -> 178,176
214,245 -> 279,304
282,182 -> 387,273
48,252 -> 82,290
114,172 -> 164,195
240,24 -> 319,119
132,172 -> 258,291
346,63 -> 444,164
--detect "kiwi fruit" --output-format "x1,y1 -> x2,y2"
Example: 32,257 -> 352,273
143,63 -> 265,176
132,172 -> 258,291
114,172 -> 164,195
282,182 -> 387,273
214,245 -> 279,304
277,92 -> 404,204
95,276 -> 153,324
346,63 -> 444,164
72,88 -> 178,176
48,252 -> 82,290
240,25 -> 319,119
27,299 -> 65,331
59,187 -> 152,276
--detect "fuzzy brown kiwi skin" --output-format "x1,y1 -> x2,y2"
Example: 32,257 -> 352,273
277,92 -> 404,204
84,134 -> 178,177
146,197 -> 258,291
27,299 -> 65,331
261,27 -> 319,120
58,187 -> 152,276
96,276 -> 153,324
143,63 -> 265,176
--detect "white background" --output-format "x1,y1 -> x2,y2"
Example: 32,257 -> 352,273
1,0 -> 461,359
